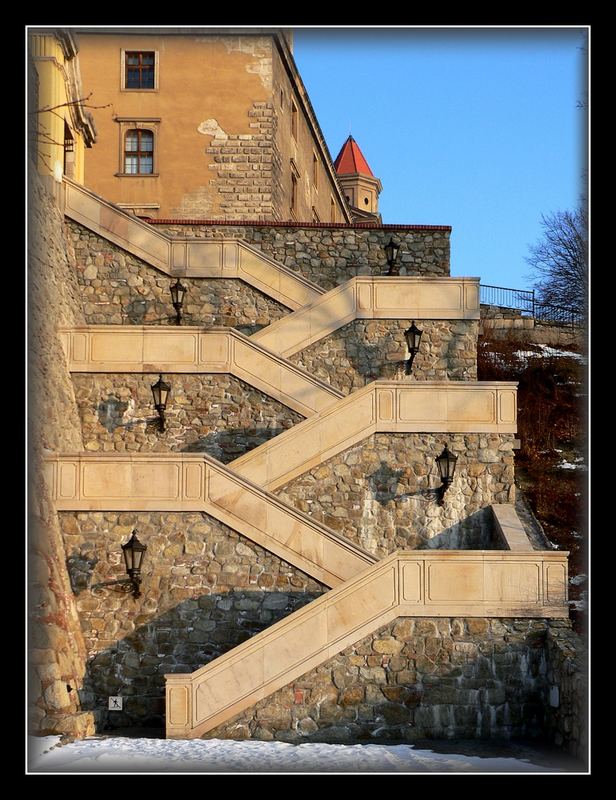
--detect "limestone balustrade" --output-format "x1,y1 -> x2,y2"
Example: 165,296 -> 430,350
44,452 -> 376,588
165,546 -> 569,739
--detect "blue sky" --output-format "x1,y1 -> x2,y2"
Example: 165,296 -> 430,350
293,27 -> 587,290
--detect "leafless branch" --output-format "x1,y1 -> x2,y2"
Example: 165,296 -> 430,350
525,208 -> 588,319
30,93 -> 112,114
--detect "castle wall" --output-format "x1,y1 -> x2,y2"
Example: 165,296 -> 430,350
156,222 -> 451,286
72,373 -> 302,459
289,319 -> 478,394
59,511 -> 326,728
204,617 -> 575,744
66,220 -> 290,331
276,433 -> 515,558
28,171 -> 96,737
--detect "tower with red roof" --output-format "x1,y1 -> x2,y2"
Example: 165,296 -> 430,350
333,135 -> 383,222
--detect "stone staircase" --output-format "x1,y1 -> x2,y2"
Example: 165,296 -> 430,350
165,549 -> 568,739
51,180 -> 569,739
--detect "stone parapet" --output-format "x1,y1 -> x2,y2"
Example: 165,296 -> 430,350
165,550 -> 568,739
44,452 -> 377,588
230,381 -> 517,492
60,326 -> 342,417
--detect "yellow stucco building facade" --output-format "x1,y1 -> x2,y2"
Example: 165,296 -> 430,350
73,29 -> 351,222
29,30 -> 96,185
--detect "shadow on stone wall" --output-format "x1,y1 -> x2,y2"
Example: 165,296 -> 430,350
419,509 -> 496,550
77,591 -> 322,732
345,340 -> 399,383
367,461 -> 407,506
180,426 -> 290,462
204,617 -> 556,746
97,396 -> 162,435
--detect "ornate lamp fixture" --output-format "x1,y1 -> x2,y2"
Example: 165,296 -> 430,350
404,321 -> 423,375
385,237 -> 401,275
435,444 -> 458,505
170,278 -> 187,325
151,374 -> 171,432
121,530 -> 147,598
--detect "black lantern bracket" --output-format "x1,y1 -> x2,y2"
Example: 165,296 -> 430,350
151,373 -> 171,432
404,321 -> 423,376
88,530 -> 148,599
170,278 -> 187,326
385,237 -> 401,276
435,444 -> 458,505
121,530 -> 148,598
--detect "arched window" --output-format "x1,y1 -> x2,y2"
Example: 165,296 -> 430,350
124,129 -> 154,174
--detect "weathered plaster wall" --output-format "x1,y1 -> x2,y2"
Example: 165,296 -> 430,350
78,34 -> 279,219
201,100 -> 279,220
204,617 -> 573,743
289,320 -> 478,394
28,170 -> 95,737
66,220 -> 290,331
59,511 -> 326,728
72,373 -> 303,460
276,433 -> 515,558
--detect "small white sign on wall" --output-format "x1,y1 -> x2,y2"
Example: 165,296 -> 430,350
108,696 -> 123,711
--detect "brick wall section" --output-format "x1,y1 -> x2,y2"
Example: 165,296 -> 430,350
289,320 -> 478,394
276,433 -> 515,558
204,617 -> 574,743
72,373 -> 303,460
59,511 -> 326,728
66,220 -> 290,331
544,627 -> 588,763
201,102 -> 279,220
28,171 -> 95,737
155,223 -> 451,288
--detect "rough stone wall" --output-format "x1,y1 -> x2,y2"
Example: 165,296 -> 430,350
28,171 -> 95,737
66,220 -> 290,332
156,224 -> 450,287
59,511 -> 326,728
289,320 -> 478,394
72,373 -> 303,460
544,627 -> 588,763
480,305 -> 584,348
276,433 -> 515,558
205,617 -> 572,743
197,101 -> 279,220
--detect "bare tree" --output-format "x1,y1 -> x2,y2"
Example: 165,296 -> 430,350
525,208 -> 588,318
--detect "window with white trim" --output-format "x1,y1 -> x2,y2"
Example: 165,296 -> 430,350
115,118 -> 160,176
124,129 -> 154,174
121,50 -> 159,91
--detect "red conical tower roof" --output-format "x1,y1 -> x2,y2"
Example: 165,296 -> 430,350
334,135 -> 374,177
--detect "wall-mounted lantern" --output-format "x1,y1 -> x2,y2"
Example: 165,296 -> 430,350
435,444 -> 458,505
404,321 -> 423,375
121,530 -> 147,598
151,374 -> 171,432
170,278 -> 187,326
385,237 -> 400,276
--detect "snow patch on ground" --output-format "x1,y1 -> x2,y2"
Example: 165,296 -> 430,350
27,736 -> 576,774
512,345 -> 585,362
569,574 -> 587,586
558,462 -> 588,471
569,592 -> 587,612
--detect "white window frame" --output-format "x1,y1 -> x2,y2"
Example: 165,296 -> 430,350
120,49 -> 159,92
115,118 -> 161,177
